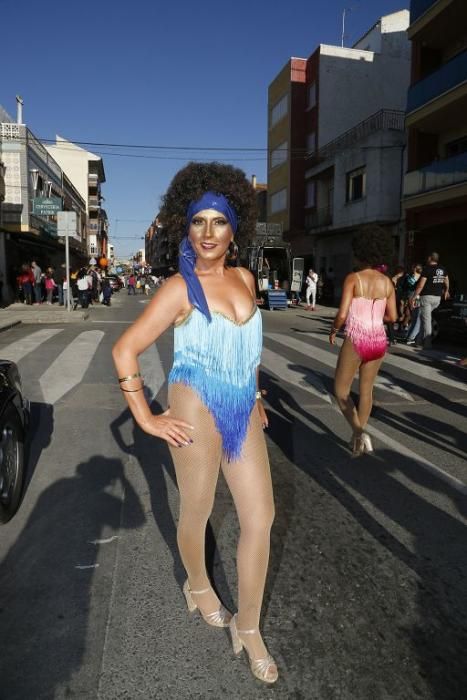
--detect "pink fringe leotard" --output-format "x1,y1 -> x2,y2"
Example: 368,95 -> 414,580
345,275 -> 388,362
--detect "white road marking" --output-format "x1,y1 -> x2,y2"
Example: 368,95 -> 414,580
365,424 -> 467,495
303,331 -> 467,393
0,328 -> 63,362
39,330 -> 104,405
75,564 -> 100,570
261,346 -> 331,403
286,401 -> 467,495
88,536 -> 120,545
265,333 -> 413,401
139,342 -> 166,401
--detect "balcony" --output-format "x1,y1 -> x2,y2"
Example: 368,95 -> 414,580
305,205 -> 333,231
410,0 -> 439,24
404,151 -> 467,200
88,195 -> 99,209
306,110 -> 405,170
407,49 -> 467,114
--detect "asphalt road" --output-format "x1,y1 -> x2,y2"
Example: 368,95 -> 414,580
0,291 -> 466,700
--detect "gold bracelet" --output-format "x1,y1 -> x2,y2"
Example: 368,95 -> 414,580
120,386 -> 144,393
118,372 -> 142,384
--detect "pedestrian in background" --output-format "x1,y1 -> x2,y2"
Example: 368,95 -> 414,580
127,273 -> 136,295
331,231 -> 397,457
44,270 -> 56,304
411,252 -> 449,349
305,268 -> 318,310
76,269 -> 90,309
17,264 -> 34,305
31,260 -> 42,304
102,279 -> 112,306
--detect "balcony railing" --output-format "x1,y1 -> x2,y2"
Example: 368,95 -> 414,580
407,49 -> 467,113
305,205 -> 333,230
410,0 -> 439,24
404,151 -> 467,197
306,109 -> 405,166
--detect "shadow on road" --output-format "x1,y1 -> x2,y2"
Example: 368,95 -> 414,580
262,370 -> 467,699
0,455 -> 145,700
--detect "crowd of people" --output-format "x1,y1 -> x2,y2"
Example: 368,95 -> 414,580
299,254 -> 451,351
15,261 -> 121,309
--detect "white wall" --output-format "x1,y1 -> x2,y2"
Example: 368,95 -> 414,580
45,137 -> 89,208
318,12 -> 411,147
331,130 -> 404,228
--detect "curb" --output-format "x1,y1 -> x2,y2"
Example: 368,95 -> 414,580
0,320 -> 22,334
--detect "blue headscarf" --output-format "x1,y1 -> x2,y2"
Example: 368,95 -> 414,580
178,192 -> 238,322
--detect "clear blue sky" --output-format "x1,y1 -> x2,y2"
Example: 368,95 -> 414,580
1,0 -> 408,257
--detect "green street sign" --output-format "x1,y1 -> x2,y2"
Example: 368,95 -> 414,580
33,196 -> 62,216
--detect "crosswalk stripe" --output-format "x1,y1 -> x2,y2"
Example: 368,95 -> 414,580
302,331 -> 467,393
265,333 -> 414,401
39,330 -> 104,405
139,343 -> 165,401
0,328 -> 63,362
261,346 -> 331,403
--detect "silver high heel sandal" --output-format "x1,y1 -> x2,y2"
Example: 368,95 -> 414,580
361,432 -> 374,453
183,580 -> 231,627
229,614 -> 278,684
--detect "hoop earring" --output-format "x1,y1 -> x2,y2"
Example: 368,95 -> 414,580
227,241 -> 239,260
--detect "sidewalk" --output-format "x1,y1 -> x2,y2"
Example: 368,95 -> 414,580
0,303 -> 89,331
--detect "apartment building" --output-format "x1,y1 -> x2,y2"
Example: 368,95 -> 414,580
267,11 -> 411,293
46,136 -> 108,261
0,104 -> 87,301
403,0 -> 467,291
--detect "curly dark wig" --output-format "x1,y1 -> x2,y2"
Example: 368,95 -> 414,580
159,162 -> 257,249
352,225 -> 395,268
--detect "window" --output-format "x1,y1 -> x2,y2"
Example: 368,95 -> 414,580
346,167 -> 366,202
305,181 -> 316,207
270,188 -> 287,214
306,131 -> 316,155
270,141 -> 288,169
90,243 -> 96,255
307,82 -> 316,109
446,136 -> 467,158
270,95 -> 288,127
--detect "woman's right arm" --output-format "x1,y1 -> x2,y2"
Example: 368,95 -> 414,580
329,273 -> 355,345
112,276 -> 194,448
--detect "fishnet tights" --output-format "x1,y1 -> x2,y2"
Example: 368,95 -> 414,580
168,384 -> 275,655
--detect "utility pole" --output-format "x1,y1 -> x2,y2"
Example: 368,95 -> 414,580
341,6 -> 357,48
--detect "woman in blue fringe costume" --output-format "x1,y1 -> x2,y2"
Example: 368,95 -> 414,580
112,163 -> 278,684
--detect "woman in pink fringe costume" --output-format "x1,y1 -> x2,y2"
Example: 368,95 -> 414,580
329,230 -> 397,457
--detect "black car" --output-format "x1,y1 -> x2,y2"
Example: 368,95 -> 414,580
105,275 -> 123,292
0,361 -> 29,523
432,297 -> 467,344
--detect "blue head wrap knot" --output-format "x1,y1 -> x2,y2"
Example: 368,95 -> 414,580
178,191 -> 239,323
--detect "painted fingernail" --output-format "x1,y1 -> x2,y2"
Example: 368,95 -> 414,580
189,439 -> 194,444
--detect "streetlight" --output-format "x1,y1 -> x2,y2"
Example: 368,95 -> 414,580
29,168 -> 39,194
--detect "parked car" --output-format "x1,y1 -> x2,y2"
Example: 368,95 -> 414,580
105,275 -> 124,292
0,360 -> 29,523
432,296 -> 467,345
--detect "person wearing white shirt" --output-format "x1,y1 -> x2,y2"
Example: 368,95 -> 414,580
305,269 -> 318,310
76,269 -> 90,308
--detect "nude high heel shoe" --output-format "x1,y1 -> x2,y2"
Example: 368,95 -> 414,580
229,614 -> 278,684
183,580 -> 232,627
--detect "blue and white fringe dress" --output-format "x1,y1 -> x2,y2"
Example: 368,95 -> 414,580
168,305 -> 263,462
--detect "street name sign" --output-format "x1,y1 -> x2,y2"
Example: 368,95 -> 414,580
33,196 -> 62,216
